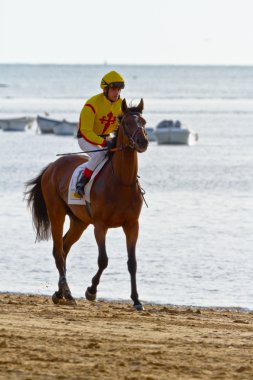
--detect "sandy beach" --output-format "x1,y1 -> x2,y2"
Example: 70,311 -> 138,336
0,294 -> 253,379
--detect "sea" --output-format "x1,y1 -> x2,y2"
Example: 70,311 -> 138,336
0,64 -> 253,310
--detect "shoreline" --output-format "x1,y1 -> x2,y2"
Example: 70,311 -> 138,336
0,291 -> 251,313
1,293 -> 253,379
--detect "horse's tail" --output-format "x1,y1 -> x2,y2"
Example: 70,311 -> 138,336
24,165 -> 51,242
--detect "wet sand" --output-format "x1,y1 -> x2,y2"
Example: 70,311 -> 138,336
0,294 -> 253,380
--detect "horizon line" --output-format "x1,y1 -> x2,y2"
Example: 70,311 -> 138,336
0,62 -> 253,67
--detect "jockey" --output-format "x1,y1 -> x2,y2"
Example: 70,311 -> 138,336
75,70 -> 125,197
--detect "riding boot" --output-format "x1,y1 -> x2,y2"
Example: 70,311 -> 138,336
75,174 -> 90,197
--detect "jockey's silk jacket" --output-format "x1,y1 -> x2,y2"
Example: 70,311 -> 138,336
78,93 -> 122,146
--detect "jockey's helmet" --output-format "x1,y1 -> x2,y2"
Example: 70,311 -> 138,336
100,71 -> 125,90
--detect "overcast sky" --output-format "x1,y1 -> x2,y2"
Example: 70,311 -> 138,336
0,0 -> 253,65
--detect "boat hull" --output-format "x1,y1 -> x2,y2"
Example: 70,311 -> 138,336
37,116 -> 56,134
37,116 -> 77,135
53,121 -> 77,136
155,127 -> 190,145
0,117 -> 34,132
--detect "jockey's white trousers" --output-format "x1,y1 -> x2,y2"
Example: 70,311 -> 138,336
78,138 -> 108,172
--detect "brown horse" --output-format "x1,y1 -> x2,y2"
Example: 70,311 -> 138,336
25,99 -> 148,310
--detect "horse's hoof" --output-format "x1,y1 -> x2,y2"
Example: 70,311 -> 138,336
85,288 -> 96,301
52,292 -> 76,306
134,304 -> 144,311
52,292 -> 62,304
58,298 -> 77,306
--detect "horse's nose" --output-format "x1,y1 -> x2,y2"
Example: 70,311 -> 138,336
136,137 -> 149,152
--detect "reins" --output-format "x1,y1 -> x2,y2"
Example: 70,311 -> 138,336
56,112 -> 146,157
56,147 -> 121,156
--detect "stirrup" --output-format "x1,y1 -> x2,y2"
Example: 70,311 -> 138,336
74,176 -> 90,198
74,186 -> 85,198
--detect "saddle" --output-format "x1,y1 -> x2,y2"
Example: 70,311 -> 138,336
68,157 -> 108,205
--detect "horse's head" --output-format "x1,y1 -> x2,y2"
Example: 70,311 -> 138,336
120,98 -> 148,153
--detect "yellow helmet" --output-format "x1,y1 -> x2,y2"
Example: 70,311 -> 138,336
100,71 -> 125,90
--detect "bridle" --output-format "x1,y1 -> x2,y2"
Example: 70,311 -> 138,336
120,111 -> 147,150
109,110 -> 149,206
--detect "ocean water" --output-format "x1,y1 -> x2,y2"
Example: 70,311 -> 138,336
0,64 -> 253,309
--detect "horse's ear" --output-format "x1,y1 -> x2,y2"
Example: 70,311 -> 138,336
137,98 -> 144,113
121,98 -> 128,114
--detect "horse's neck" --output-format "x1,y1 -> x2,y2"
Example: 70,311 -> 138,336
112,130 -> 138,185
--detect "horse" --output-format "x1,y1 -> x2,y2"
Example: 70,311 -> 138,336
25,99 -> 149,310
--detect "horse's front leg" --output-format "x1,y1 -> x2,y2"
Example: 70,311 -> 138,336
123,221 -> 143,310
85,224 -> 108,301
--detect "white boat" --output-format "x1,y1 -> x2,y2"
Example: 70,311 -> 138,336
146,127 -> 156,141
36,115 -> 54,133
53,120 -> 78,136
0,116 -> 34,132
37,115 -> 78,135
155,120 -> 198,145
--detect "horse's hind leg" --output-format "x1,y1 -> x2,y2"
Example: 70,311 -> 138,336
63,215 -> 89,259
46,201 -> 75,305
85,224 -> 108,301
52,216 -> 88,305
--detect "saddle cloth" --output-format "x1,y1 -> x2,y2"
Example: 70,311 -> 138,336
68,157 -> 108,205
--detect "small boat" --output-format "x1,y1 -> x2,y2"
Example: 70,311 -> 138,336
53,120 -> 78,136
0,116 -> 34,132
146,127 -> 156,141
37,115 -> 78,135
36,115 -> 55,134
155,120 -> 198,145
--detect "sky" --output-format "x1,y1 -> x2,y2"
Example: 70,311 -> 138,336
0,0 -> 253,65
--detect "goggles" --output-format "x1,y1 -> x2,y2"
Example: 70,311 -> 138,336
109,82 -> 125,89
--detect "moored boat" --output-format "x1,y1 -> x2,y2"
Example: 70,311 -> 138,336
0,116 -> 34,132
53,120 -> 78,136
155,120 -> 198,145
37,115 -> 78,135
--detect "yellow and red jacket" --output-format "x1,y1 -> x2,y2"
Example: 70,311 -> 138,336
77,93 -> 122,146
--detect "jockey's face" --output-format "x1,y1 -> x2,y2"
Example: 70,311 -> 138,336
107,86 -> 121,102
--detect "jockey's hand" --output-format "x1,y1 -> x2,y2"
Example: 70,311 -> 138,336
106,139 -> 115,150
